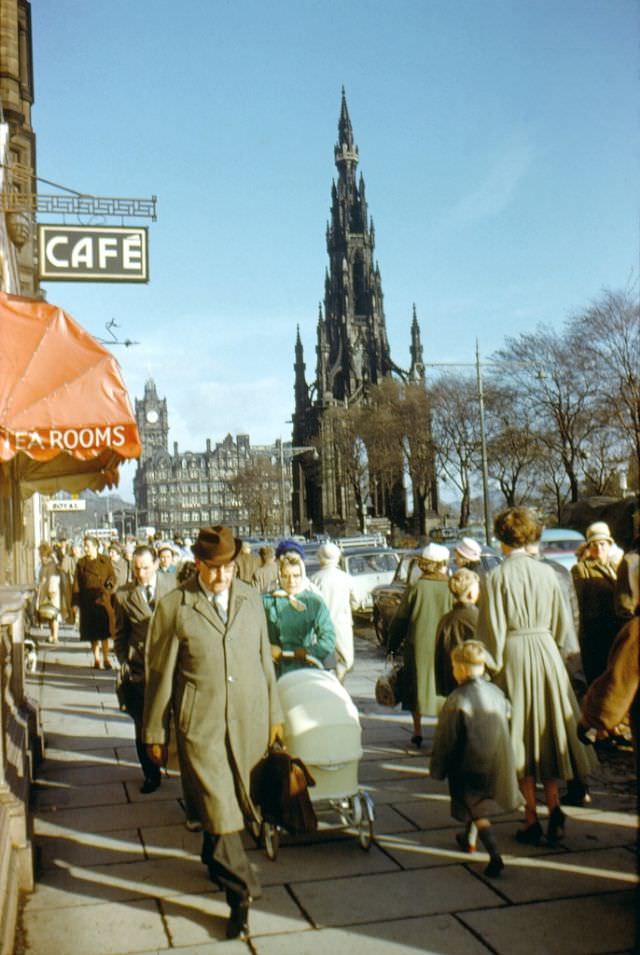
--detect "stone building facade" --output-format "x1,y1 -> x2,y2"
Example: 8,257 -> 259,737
292,91 -> 437,535
133,379 -> 292,539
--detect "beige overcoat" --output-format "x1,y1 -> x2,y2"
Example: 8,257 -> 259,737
143,576 -> 283,834
477,552 -> 597,782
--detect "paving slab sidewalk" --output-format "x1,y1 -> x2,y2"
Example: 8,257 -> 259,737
16,626 -> 639,955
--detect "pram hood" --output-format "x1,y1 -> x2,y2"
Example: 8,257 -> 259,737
277,669 -> 363,767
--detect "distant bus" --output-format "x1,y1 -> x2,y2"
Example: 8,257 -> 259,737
84,527 -> 119,543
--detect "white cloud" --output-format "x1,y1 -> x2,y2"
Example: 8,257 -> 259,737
448,128 -> 534,225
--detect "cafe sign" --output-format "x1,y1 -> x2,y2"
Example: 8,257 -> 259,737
38,224 -> 149,282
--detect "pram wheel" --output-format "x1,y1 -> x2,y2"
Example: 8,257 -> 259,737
262,821 -> 280,861
356,792 -> 375,852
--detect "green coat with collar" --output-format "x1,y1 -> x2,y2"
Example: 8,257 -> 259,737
143,575 -> 283,834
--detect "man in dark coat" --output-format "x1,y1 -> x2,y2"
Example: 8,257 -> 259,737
143,526 -> 283,940
113,544 -> 176,793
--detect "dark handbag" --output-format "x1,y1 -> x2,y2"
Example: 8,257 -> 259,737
115,664 -> 139,713
251,745 -> 317,835
375,655 -> 405,707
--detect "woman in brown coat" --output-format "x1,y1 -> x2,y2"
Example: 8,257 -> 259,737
72,536 -> 116,669
571,522 -> 622,687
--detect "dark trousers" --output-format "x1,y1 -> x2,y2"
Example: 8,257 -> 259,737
124,681 -> 161,783
201,831 -> 260,906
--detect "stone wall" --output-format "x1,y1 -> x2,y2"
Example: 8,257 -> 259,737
0,588 -> 39,955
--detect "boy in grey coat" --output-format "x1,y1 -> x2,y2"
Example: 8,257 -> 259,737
430,641 -> 523,877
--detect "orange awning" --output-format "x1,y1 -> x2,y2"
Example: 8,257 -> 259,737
0,291 -> 141,497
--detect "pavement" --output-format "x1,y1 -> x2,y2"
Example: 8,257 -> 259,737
15,621 -> 639,955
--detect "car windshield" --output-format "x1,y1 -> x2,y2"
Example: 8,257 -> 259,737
541,539 -> 581,552
347,552 -> 398,575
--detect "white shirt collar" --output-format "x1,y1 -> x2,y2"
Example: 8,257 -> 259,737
198,576 -> 230,611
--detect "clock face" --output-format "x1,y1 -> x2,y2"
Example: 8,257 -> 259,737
146,409 -> 159,424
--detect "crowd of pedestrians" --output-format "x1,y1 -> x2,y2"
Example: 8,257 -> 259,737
388,505 -> 638,882
30,506 -> 638,936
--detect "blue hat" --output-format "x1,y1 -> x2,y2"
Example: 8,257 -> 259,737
275,538 -> 305,560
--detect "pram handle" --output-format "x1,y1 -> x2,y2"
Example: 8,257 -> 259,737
280,650 -> 324,669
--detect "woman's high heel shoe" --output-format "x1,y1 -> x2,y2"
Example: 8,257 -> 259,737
547,806 -> 566,845
515,820 -> 543,845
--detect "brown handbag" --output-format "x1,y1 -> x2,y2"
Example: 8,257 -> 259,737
251,745 -> 317,835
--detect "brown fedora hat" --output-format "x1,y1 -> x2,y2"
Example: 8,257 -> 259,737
192,526 -> 242,565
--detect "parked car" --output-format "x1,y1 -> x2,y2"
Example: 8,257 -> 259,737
539,527 -> 585,570
303,545 -> 400,613
340,547 -> 400,612
371,542 -> 501,646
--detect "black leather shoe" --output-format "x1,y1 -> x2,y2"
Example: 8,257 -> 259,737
226,900 -> 250,939
410,734 -> 423,748
515,820 -> 543,845
485,855 -> 504,878
547,806 -> 566,845
140,777 -> 161,794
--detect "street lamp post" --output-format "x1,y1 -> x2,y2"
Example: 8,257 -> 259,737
475,340 -> 492,546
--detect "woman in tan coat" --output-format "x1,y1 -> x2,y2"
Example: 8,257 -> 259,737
477,507 -> 597,846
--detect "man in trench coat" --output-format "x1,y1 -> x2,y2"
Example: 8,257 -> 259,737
143,526 -> 283,940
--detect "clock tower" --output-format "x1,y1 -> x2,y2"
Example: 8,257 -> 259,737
135,378 -> 169,460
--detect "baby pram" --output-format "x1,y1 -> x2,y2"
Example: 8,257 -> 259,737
257,652 -> 374,860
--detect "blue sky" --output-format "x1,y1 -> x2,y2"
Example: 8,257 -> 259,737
32,0 -> 639,500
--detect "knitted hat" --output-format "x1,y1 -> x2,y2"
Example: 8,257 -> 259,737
275,538 -> 306,560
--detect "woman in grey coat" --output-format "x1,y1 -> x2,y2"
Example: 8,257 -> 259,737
477,508 -> 597,847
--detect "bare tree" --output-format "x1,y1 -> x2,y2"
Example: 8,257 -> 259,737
484,384 -> 542,506
567,287 -> 640,491
430,373 -> 481,528
362,378 -> 436,532
228,458 -> 281,537
494,327 -> 598,502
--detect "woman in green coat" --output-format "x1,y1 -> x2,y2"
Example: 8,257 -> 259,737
477,507 -> 597,847
387,543 -> 453,747
263,553 -> 336,675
